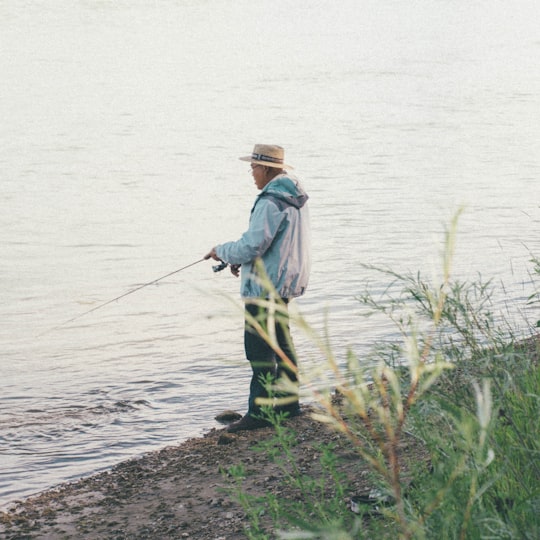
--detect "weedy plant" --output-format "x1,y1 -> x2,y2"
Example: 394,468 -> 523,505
225,410 -> 355,539
225,211 -> 539,539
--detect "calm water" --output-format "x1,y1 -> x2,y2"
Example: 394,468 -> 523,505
1,0 -> 539,507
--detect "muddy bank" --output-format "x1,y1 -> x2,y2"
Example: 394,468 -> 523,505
1,405 -> 394,539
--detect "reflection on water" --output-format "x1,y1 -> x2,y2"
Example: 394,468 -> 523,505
1,0 -> 539,506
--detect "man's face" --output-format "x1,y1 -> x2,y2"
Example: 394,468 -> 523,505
251,164 -> 270,190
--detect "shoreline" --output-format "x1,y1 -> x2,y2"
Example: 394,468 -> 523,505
2,335 -> 537,539
0,426 -> 214,514
0,404 -> 394,539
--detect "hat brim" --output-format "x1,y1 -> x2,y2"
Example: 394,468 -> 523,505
239,155 -> 293,170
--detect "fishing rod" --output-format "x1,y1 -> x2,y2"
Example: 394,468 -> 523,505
43,258 -> 229,334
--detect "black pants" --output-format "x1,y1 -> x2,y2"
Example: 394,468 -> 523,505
244,300 -> 299,418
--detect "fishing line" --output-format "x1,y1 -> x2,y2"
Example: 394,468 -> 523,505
42,257 -> 228,335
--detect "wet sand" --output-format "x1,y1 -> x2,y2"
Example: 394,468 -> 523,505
0,404 -> 401,539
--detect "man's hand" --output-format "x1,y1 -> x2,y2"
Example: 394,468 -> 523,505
204,248 -> 239,276
204,248 -> 221,262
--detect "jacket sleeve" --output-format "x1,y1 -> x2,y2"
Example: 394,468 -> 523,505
215,199 -> 285,265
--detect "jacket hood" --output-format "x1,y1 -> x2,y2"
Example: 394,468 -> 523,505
259,173 -> 309,209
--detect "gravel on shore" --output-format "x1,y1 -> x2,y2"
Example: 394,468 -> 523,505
1,404 -> 399,539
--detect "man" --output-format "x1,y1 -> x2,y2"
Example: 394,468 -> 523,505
205,144 -> 311,432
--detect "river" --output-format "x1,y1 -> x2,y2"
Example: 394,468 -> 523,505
1,0 -> 539,506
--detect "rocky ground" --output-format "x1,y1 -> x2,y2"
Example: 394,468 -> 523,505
0,402 -> 418,540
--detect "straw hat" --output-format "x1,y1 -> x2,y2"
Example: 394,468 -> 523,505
239,144 -> 293,169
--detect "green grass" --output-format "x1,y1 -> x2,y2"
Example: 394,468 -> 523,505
225,212 -> 540,539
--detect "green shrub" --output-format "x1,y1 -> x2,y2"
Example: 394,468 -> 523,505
225,211 -> 539,539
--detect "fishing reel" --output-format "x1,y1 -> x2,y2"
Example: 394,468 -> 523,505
212,261 -> 229,273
